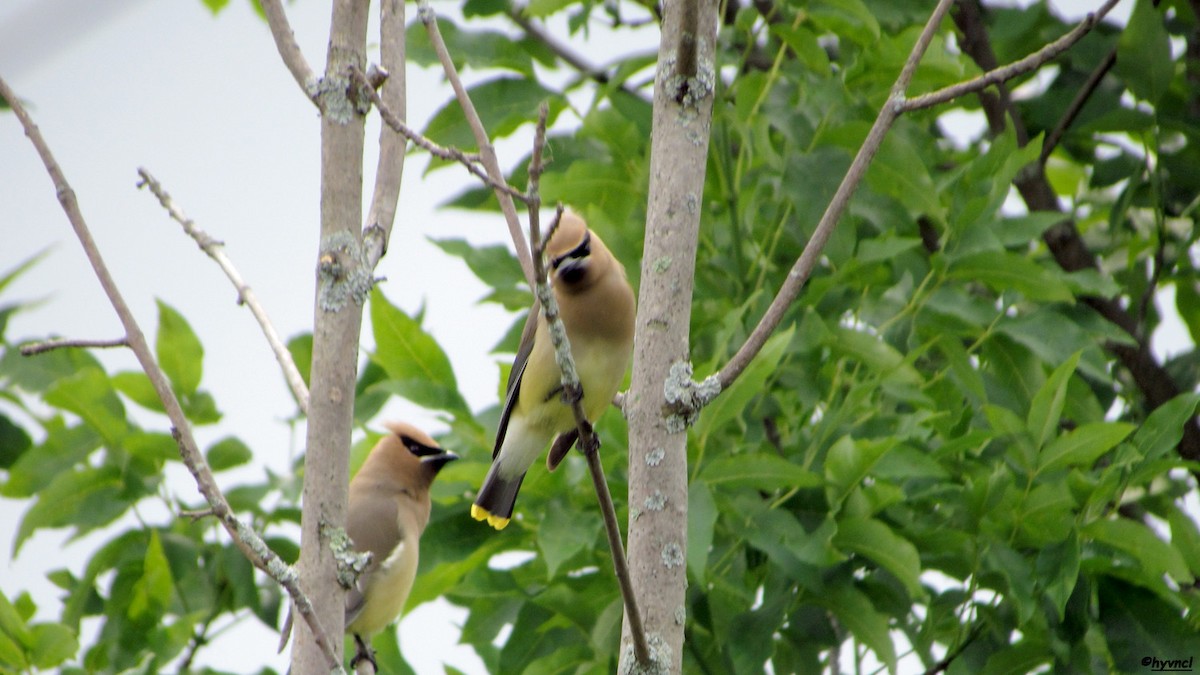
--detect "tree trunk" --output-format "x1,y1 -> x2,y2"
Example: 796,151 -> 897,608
621,0 -> 718,671
290,0 -> 371,672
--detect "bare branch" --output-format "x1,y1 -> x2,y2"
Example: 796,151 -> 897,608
260,0 -> 320,104
901,0 -> 1121,113
363,0 -> 408,270
350,68 -> 529,203
0,75 -> 344,673
136,168 -> 310,414
19,336 -> 128,356
418,0 -> 535,288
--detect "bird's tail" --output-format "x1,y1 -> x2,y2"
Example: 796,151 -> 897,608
472,466 -> 526,530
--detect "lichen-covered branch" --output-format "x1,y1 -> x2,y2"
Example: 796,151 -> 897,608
136,168 -> 310,414
0,75 -> 343,673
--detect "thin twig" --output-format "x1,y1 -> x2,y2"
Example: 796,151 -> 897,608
19,336 -> 128,356
136,168 -> 310,414
259,0 -> 320,104
525,105 -> 651,664
1040,47 -> 1116,164
363,0 -> 408,270
901,0 -> 1121,113
350,68 -> 529,203
418,0 -> 535,287
506,7 -> 650,103
0,76 -> 344,675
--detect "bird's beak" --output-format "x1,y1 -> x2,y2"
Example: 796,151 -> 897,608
421,451 -> 459,471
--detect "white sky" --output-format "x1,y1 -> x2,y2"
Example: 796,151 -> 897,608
0,1 -> 1186,674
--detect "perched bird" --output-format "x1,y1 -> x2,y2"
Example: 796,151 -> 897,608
278,422 -> 458,670
471,211 -> 636,530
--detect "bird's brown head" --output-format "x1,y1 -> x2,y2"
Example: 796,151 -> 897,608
545,211 -> 619,293
375,421 -> 458,488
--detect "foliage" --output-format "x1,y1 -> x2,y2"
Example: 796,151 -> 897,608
2,0 -> 1199,673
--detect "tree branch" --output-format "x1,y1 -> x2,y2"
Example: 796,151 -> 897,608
901,0 -> 1121,113
525,107 -> 651,664
418,0 -> 535,288
18,336 -> 129,356
349,68 -> 529,204
136,168 -> 310,414
0,75 -> 344,673
362,0 -> 407,271
260,0 -> 320,104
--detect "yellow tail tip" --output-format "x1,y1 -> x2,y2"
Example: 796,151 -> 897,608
470,504 -> 510,530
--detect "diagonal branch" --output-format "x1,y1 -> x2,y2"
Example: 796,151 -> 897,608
260,0 -> 320,104
136,168 -> 310,414
0,75 -> 344,673
418,0 -> 536,288
901,0 -> 1121,112
524,107 -> 651,666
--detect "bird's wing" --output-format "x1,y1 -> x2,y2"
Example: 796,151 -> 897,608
495,303 -> 540,458
344,483 -> 405,625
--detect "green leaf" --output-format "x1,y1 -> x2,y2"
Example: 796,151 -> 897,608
524,0 -> 574,18
200,0 -> 231,14
809,0 -> 880,46
286,332 -> 313,387
431,239 -> 524,293
155,300 -> 203,396
111,371 -> 165,414
44,367 -> 128,447
1131,392 -> 1200,461
423,78 -> 563,150
368,289 -> 470,417
1037,422 -> 1135,475
947,251 -> 1074,303
1084,519 -> 1191,584
687,481 -> 717,583
1115,0 -> 1172,104
537,501 -> 598,578
206,437 -> 252,472
15,466 -> 126,554
698,453 -> 821,491
828,328 -> 921,384
0,414 -> 32,470
128,531 -> 172,620
28,623 -> 77,669
820,583 -> 895,671
695,325 -> 794,445
1166,504 -> 1200,578
980,640 -> 1050,675
833,517 -> 923,599
1026,351 -> 1080,450
825,436 -> 897,511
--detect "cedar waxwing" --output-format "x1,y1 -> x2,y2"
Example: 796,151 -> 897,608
278,422 -> 457,669
471,211 -> 636,530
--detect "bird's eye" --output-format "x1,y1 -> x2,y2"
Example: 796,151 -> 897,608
401,435 -> 442,457
551,231 -> 591,270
